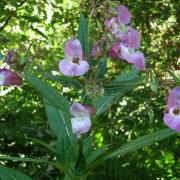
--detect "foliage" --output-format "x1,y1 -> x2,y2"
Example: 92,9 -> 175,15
0,0 -> 179,179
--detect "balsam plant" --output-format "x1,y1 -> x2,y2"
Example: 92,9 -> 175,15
0,2 -> 179,180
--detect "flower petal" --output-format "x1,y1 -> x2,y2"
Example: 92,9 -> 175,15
117,5 -> 131,24
64,39 -> 82,61
59,59 -> 89,77
108,42 -> 122,60
70,102 -> 89,117
0,69 -> 22,86
167,87 -> 180,108
120,44 -> 145,70
71,116 -> 91,137
129,51 -> 145,70
122,26 -> 141,49
163,113 -> 180,132
83,104 -> 96,117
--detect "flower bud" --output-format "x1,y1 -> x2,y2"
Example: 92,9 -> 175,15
108,42 -> 121,60
0,68 -> 22,86
90,44 -> 104,58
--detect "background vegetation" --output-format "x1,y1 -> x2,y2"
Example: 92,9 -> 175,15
0,0 -> 179,179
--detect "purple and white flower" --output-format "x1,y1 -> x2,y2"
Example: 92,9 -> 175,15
70,102 -> 96,137
120,43 -> 145,70
163,87 -> 180,132
121,26 -> 141,49
117,5 -> 131,25
108,43 -> 145,70
59,39 -> 89,77
0,68 -> 22,86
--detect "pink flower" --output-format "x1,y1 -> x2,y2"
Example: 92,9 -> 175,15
0,68 -> 22,86
59,39 -> 89,76
70,102 -> 96,137
120,44 -> 145,70
122,26 -> 141,49
167,87 -> 180,108
163,87 -> 180,132
117,5 -> 131,25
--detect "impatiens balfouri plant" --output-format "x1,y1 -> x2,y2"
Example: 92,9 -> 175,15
0,3 -> 178,180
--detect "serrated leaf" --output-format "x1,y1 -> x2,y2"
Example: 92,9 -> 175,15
55,130 -> 74,166
44,100 -> 74,167
87,145 -> 109,166
43,73 -> 83,89
106,129 -> 175,159
44,99 -> 73,141
96,58 -> 107,80
86,129 -> 175,174
78,13 -> 88,56
75,153 -> 86,175
83,135 -> 95,157
0,165 -> 32,180
104,76 -> 146,95
24,71 -> 70,112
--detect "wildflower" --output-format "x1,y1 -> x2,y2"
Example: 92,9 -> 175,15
0,68 -> 22,86
163,87 -> 180,132
70,102 -> 96,137
117,5 -> 131,25
91,43 -> 104,58
120,43 -> 145,70
121,26 -> 141,49
59,39 -> 89,76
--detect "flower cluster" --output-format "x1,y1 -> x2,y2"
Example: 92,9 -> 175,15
59,39 -> 89,77
70,102 -> 96,137
106,5 -> 145,70
163,87 -> 180,132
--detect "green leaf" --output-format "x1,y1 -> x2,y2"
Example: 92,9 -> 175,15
104,76 -> 146,95
96,58 -> 107,81
83,135 -> 95,157
75,153 -> 86,175
55,130 -> 74,166
44,100 -> 74,167
86,129 -> 175,175
93,67 -> 141,116
106,129 -> 175,159
24,71 -> 70,112
78,13 -> 88,56
87,145 -> 109,166
43,73 -> 83,89
0,165 -> 32,180
44,99 -> 73,141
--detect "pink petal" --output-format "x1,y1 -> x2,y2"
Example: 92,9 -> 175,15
120,44 -> 145,70
167,87 -> 180,108
118,5 -> 131,24
130,51 -> 145,70
71,116 -> 91,137
70,102 -> 89,117
163,113 -> 180,132
122,26 -> 141,49
0,68 -> 22,86
108,42 -> 122,60
83,104 -> 96,117
64,39 -> 82,61
59,59 -> 89,77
